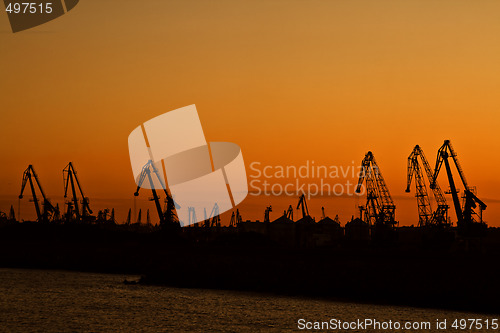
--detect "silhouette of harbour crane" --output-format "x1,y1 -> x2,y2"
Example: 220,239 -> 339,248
19,165 -> 59,223
63,162 -> 94,223
296,194 -> 310,219
206,203 -> 220,228
406,145 -> 449,227
229,209 -> 242,227
431,140 -> 486,234
284,205 -> 293,221
355,151 -> 396,227
97,208 -> 115,224
134,160 -> 179,228
264,206 -> 272,223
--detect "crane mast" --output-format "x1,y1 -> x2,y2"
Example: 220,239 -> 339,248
406,145 -> 449,226
430,140 -> 486,231
19,165 -> 59,223
355,151 -> 396,227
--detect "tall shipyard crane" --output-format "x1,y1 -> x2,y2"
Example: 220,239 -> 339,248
430,140 -> 486,232
134,160 -> 179,227
19,165 -> 59,222
355,152 -> 396,227
406,145 -> 449,227
63,162 -> 94,223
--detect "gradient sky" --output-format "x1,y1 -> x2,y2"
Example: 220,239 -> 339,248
1,0 -> 499,225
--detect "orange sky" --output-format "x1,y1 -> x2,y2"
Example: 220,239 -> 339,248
1,0 -> 500,225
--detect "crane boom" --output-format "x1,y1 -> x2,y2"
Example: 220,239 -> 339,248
446,141 -> 469,190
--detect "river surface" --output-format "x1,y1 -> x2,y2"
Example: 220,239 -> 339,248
0,268 -> 496,332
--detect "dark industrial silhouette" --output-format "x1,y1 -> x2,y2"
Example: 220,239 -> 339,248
1,139 -> 500,314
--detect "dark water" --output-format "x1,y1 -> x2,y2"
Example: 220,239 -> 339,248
0,268 -> 496,332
